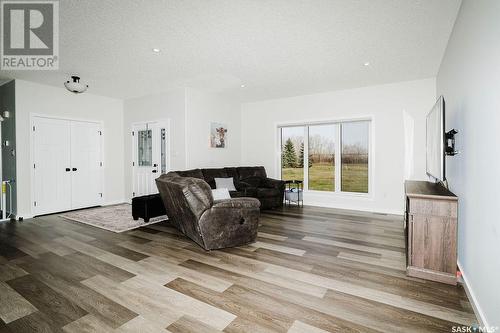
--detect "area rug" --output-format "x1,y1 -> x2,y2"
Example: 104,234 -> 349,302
60,203 -> 168,233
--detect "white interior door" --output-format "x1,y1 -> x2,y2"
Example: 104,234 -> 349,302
133,121 -> 168,197
70,121 -> 103,209
33,117 -> 72,215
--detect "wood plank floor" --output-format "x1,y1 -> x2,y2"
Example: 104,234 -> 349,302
0,206 -> 477,332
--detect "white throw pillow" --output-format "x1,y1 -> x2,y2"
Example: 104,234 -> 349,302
214,177 -> 237,191
212,188 -> 231,200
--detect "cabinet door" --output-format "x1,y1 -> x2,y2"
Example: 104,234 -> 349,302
33,117 -> 72,215
411,214 -> 457,274
70,121 -> 103,209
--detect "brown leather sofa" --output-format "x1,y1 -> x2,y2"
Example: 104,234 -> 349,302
155,172 -> 260,250
173,166 -> 285,210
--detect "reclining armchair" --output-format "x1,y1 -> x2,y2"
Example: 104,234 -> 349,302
155,172 -> 261,250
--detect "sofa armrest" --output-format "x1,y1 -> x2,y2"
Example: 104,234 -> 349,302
198,197 -> 261,249
262,178 -> 286,190
212,197 -> 261,209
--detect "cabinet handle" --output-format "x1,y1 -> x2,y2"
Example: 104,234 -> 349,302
410,215 -> 415,256
65,168 -> 71,172
72,168 -> 77,171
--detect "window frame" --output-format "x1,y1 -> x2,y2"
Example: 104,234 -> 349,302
277,117 -> 372,197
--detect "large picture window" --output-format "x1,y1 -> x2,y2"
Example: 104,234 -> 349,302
280,120 -> 370,194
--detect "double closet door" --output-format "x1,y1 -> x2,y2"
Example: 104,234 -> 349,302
32,116 -> 103,215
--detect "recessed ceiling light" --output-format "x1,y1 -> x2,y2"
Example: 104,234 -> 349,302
240,84 -> 246,88
152,48 -> 161,53
364,62 -> 370,66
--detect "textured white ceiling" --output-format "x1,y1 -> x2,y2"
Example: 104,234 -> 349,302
0,0 -> 461,101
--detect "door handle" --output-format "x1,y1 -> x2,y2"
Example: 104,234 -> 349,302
72,168 -> 77,171
65,168 -> 71,172
152,170 -> 158,173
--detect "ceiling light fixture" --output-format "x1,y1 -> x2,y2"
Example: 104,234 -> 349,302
152,48 -> 161,53
240,84 -> 246,88
64,75 -> 88,94
364,62 -> 370,66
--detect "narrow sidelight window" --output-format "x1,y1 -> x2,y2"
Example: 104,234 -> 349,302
280,126 -> 305,182
341,121 -> 369,193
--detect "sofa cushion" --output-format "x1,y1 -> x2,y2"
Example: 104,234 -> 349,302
237,166 -> 267,181
256,187 -> 281,198
176,169 -> 204,179
211,197 -> 260,209
241,187 -> 258,197
229,190 -> 248,198
223,167 -> 239,180
241,176 -> 263,188
202,168 -> 228,189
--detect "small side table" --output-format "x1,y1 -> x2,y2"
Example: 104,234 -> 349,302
284,180 -> 303,207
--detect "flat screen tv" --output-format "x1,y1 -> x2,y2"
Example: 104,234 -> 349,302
426,96 -> 446,182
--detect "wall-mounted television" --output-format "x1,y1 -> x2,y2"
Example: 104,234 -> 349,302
426,96 -> 446,182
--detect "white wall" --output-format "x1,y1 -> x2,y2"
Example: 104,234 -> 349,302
437,0 -> 500,327
15,80 -> 124,218
185,88 -> 241,169
123,88 -> 186,200
122,88 -> 241,199
241,78 -> 436,214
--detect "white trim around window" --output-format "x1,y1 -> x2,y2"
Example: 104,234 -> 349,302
276,116 -> 374,198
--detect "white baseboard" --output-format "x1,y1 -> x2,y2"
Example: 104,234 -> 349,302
304,201 -> 403,216
16,201 -> 128,220
103,199 -> 128,206
457,261 -> 489,328
15,213 -> 34,220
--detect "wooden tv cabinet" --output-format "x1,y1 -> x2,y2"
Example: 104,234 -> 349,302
405,180 -> 457,285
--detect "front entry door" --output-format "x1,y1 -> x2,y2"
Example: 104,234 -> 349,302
132,121 -> 168,197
